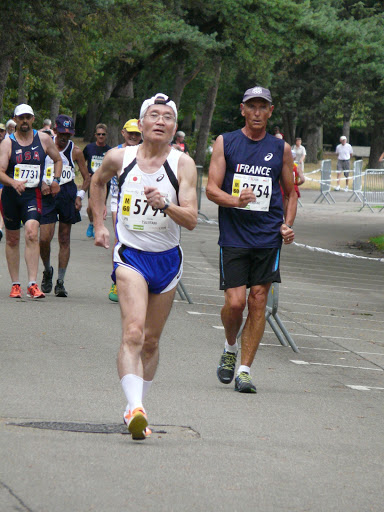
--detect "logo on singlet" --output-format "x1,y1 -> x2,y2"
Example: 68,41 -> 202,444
156,174 -> 165,182
264,153 -> 273,161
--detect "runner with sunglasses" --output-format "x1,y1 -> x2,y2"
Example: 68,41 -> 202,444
83,123 -> 111,238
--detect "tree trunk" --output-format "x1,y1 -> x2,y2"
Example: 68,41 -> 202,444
181,112 -> 193,134
172,60 -> 186,109
368,126 -> 384,168
194,57 -> 222,169
172,58 -> 203,109
342,110 -> 351,141
282,112 -> 296,146
194,101 -> 204,133
0,54 -> 12,120
17,59 -> 28,104
84,103 -> 99,142
305,122 -> 323,163
50,73 -> 65,122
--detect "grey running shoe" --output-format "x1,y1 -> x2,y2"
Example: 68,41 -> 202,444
234,372 -> 257,393
54,279 -> 68,297
217,350 -> 237,384
41,266 -> 54,293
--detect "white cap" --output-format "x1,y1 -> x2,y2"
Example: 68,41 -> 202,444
140,93 -> 177,120
5,119 -> 16,128
14,104 -> 34,117
340,135 -> 347,141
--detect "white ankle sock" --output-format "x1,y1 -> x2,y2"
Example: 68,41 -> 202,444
225,340 -> 238,353
121,374 -> 144,413
123,377 -> 153,413
237,365 -> 250,375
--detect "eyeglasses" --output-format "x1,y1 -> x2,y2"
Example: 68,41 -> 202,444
17,114 -> 33,121
145,113 -> 175,123
96,132 -> 106,136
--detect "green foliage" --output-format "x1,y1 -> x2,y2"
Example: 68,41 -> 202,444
1,0 -> 384,150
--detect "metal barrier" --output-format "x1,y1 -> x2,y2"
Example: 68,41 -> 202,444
196,164 -> 208,220
347,160 -> 364,203
237,283 -> 299,353
314,159 -> 335,204
176,164 -> 206,303
359,169 -> 384,212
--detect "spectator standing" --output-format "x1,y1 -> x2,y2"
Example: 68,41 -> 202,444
335,136 -> 353,191
291,137 -> 306,176
172,131 -> 189,155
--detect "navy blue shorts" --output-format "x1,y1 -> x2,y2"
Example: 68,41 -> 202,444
219,246 -> 281,290
112,244 -> 183,294
40,181 -> 81,225
0,186 -> 42,230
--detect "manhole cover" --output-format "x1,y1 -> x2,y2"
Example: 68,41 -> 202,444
8,421 -> 200,439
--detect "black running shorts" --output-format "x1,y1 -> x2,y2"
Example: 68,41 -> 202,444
219,246 -> 281,290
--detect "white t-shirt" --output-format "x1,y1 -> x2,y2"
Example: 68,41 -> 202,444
336,143 -> 353,161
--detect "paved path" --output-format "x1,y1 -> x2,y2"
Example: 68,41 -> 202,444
1,189 -> 383,511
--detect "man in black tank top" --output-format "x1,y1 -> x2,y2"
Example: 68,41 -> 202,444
0,104 -> 62,299
206,87 -> 297,394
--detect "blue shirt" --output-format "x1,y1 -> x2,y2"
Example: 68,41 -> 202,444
218,130 -> 285,249
83,142 -> 111,175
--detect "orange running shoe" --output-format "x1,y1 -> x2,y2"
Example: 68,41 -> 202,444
9,284 -> 22,298
124,408 -> 149,440
27,283 -> 45,299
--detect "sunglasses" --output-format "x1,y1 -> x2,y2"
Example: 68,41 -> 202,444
17,114 -> 33,121
96,133 -> 106,136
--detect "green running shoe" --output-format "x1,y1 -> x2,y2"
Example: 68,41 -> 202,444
234,372 -> 257,393
108,283 -> 118,302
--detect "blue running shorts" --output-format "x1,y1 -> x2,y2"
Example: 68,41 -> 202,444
112,244 -> 183,294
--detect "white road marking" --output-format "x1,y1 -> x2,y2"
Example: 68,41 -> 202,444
290,360 -> 383,372
186,310 -> 383,333
345,385 -> 384,391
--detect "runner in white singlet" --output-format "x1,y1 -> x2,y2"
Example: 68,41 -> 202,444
91,93 -> 197,440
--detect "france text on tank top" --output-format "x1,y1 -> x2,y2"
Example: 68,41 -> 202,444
7,130 -> 46,188
44,138 -> 75,185
219,130 -> 284,248
115,145 -> 182,252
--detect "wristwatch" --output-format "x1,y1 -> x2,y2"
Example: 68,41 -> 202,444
162,197 -> 171,210
53,177 -> 61,184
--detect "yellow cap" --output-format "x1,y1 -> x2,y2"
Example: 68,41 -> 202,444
0,123 -> 5,130
123,119 -> 141,133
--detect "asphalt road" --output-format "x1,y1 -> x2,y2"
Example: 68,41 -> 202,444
1,189 -> 383,512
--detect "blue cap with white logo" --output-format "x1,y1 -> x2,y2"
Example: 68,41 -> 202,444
55,114 -> 75,134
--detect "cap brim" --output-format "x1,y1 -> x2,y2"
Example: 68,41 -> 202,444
56,128 -> 75,134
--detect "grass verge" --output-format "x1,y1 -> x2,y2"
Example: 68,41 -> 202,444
369,235 -> 384,252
